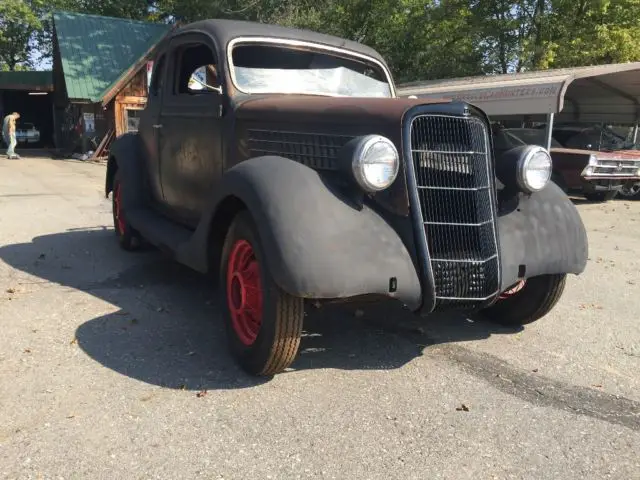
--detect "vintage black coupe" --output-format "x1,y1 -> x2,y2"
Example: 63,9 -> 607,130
106,19 -> 588,376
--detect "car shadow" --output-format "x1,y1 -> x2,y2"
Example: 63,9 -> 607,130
0,228 -> 522,390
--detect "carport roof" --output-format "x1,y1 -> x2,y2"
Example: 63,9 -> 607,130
397,62 -> 640,123
53,11 -> 171,103
0,71 -> 53,91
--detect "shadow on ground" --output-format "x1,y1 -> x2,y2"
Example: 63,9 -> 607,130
0,228 -> 522,390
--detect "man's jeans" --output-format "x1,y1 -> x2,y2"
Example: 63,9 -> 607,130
2,132 -> 16,157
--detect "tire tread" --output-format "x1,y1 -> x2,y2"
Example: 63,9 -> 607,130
481,274 -> 566,326
261,289 -> 304,375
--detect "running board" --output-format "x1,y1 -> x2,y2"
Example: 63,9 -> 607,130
127,207 -> 193,257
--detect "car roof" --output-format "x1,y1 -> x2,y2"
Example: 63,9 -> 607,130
167,18 -> 388,67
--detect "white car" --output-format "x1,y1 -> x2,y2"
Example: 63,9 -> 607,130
15,123 -> 40,144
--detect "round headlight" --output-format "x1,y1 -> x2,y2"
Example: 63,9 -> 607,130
517,146 -> 552,193
351,135 -> 400,192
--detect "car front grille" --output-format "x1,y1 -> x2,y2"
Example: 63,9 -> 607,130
592,159 -> 640,176
408,114 -> 500,309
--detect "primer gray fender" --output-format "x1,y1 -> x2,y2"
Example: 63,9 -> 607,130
191,156 -> 422,309
497,181 -> 588,290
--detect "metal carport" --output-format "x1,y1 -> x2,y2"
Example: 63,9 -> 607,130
396,62 -> 640,149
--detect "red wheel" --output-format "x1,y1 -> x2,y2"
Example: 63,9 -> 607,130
220,211 -> 304,376
113,181 -> 127,235
226,239 -> 263,346
111,171 -> 141,251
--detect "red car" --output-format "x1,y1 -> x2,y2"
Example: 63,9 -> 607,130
496,127 -> 640,201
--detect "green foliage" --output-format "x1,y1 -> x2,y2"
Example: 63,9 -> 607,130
0,0 -> 47,70
4,0 -> 640,79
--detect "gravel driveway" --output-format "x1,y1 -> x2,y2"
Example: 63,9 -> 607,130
0,157 -> 638,479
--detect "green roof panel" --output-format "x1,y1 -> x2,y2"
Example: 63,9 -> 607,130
53,11 -> 170,102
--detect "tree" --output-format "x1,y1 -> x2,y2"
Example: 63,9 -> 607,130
549,0 -> 640,68
0,0 -> 44,70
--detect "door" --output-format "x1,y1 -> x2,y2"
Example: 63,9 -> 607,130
158,35 -> 225,225
138,52 -> 167,203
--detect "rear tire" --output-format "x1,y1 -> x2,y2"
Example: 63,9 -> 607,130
584,191 -> 617,202
479,274 -> 566,326
112,171 -> 142,251
220,211 -> 304,376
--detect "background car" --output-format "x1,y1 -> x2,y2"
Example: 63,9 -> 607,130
493,125 -> 640,201
15,122 -> 41,145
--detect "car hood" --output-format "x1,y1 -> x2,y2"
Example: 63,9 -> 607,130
233,94 -> 452,129
231,94 -> 454,217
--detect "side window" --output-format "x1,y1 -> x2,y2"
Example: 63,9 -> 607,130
149,54 -> 166,97
173,43 -> 220,95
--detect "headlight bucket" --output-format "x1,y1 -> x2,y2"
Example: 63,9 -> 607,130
495,145 -> 553,194
345,135 -> 400,192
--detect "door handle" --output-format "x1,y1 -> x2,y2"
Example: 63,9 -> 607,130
153,124 -> 163,129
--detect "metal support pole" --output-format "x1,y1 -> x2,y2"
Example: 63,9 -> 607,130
544,113 -> 555,150
632,122 -> 639,145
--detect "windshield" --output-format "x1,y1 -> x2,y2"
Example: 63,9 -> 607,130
556,124 -> 636,151
230,43 -> 393,98
506,129 -> 563,148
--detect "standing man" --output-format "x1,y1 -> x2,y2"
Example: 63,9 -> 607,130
2,111 -> 20,159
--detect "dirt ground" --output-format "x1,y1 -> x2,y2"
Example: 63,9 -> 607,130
0,156 -> 638,479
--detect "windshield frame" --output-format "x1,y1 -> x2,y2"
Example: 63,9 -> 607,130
226,36 -> 396,98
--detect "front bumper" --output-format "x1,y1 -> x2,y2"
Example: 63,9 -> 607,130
580,177 -> 640,193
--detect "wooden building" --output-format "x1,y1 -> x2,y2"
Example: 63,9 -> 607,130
51,11 -> 171,158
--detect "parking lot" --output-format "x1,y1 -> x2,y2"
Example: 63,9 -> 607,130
0,156 -> 638,479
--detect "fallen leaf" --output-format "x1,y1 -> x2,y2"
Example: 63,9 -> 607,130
23,349 -> 31,354
6,288 -> 15,294
592,384 -> 603,388
196,390 -> 208,398
532,369 -> 539,373
70,338 -> 77,345
38,253 -> 46,259
456,404 -> 470,412
66,415 -> 75,419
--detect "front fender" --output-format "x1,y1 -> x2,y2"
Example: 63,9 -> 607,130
497,181 -> 588,290
190,156 -> 422,309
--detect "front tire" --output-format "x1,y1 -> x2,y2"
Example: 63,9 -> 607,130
220,211 -> 304,376
479,274 -> 566,326
618,182 -> 640,199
